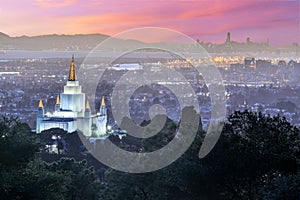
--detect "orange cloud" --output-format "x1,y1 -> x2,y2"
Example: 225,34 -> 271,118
63,10 -> 173,36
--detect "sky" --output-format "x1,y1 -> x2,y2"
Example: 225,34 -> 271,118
0,0 -> 299,45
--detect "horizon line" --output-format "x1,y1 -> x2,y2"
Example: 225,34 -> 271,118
0,31 -> 298,47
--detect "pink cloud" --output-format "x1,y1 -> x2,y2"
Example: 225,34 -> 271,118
0,0 -> 298,45
35,0 -> 78,8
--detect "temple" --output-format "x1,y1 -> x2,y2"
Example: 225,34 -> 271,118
36,56 -> 107,137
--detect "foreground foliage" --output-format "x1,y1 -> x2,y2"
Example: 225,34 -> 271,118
100,110 -> 300,200
0,117 -> 101,200
0,110 -> 299,199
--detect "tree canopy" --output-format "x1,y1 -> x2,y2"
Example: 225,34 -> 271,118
0,117 -> 101,200
0,110 -> 299,199
100,110 -> 300,199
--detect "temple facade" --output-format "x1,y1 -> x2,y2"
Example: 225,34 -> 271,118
36,56 -> 107,137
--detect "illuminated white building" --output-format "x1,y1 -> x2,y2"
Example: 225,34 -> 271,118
36,56 -> 107,137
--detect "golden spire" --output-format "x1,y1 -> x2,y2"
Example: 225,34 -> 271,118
38,98 -> 43,108
68,55 -> 76,81
86,100 -> 90,109
101,96 -> 105,106
56,95 -> 60,105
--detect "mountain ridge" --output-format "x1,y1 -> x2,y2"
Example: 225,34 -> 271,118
0,32 -> 298,53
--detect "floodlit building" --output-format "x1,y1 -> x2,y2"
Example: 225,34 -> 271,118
36,56 -> 107,137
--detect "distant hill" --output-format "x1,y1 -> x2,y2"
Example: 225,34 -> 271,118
0,32 -> 10,39
0,33 -> 110,50
0,33 -> 146,51
0,32 -> 298,54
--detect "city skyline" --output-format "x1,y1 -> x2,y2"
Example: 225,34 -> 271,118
0,0 -> 299,45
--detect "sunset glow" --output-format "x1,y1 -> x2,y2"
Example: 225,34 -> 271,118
0,0 -> 299,45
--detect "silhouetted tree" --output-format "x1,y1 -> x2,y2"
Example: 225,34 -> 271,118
100,110 -> 300,199
0,117 -> 102,200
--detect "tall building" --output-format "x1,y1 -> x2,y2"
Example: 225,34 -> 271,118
246,37 -> 251,45
226,32 -> 231,43
36,56 -> 107,137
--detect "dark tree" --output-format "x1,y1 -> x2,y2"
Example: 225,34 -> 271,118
0,117 -> 102,200
201,110 -> 300,199
100,110 -> 300,200
0,116 -> 40,168
47,158 -> 101,200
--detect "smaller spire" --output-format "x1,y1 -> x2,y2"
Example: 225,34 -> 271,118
101,96 -> 105,106
56,95 -> 60,105
86,100 -> 90,109
38,98 -> 43,108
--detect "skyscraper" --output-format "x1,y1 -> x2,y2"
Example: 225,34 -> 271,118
226,32 -> 231,43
